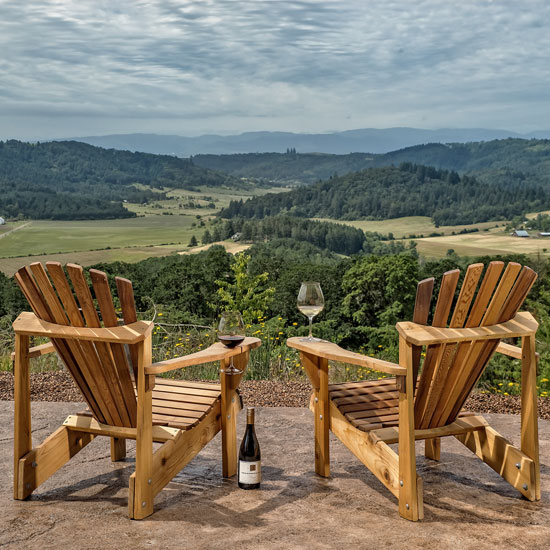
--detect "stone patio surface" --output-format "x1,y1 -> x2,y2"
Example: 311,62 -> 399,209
0,401 -> 548,549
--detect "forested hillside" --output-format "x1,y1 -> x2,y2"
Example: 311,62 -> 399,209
220,163 -> 550,225
0,140 -> 237,220
194,138 -> 550,187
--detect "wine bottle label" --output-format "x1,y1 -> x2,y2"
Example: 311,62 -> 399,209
239,460 -> 261,484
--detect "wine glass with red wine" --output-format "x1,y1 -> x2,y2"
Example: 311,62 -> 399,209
218,311 -> 246,374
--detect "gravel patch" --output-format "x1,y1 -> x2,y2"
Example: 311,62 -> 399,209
1,370 -> 549,419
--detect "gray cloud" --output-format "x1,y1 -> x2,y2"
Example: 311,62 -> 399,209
0,0 -> 549,139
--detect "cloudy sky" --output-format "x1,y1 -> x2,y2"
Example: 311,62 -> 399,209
1,0 -> 549,140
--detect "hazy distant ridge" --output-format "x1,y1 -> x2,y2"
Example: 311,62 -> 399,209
67,128 -> 550,156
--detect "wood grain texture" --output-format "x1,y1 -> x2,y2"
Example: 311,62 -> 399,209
314,356 -> 330,477
413,269 -> 460,428
411,277 -> 434,387
91,269 -> 137,427
287,337 -> 406,375
115,276 -> 139,379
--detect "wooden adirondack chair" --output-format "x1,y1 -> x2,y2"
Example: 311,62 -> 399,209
12,262 -> 260,519
287,261 -> 540,521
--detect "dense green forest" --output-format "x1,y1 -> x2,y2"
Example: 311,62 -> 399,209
0,140 -> 237,220
193,138 -> 550,187
220,163 -> 550,225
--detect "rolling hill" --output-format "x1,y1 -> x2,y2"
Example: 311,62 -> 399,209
0,140 -> 237,220
219,163 -> 550,226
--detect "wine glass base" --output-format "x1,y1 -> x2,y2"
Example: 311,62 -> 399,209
220,366 -> 244,375
299,336 -> 324,343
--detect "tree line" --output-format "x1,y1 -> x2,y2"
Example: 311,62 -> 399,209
200,216 -> 414,256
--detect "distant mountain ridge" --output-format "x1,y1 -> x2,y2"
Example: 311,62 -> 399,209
65,128 -> 550,156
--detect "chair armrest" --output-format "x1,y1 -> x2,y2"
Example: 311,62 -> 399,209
396,311 -> 538,346
286,337 -> 406,376
12,311 -> 153,344
11,342 -> 57,361
145,337 -> 262,375
495,341 -> 540,363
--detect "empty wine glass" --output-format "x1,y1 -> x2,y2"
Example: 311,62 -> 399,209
218,311 -> 246,374
297,282 -> 324,342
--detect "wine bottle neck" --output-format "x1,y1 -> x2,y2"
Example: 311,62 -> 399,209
246,407 -> 255,425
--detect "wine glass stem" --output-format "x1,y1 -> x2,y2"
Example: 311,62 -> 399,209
308,316 -> 313,339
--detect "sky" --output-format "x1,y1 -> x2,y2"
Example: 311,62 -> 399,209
1,0 -> 550,141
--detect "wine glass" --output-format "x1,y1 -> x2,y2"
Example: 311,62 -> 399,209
297,282 -> 324,342
218,311 -> 246,374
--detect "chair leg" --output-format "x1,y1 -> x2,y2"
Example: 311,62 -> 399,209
130,339 -> 154,520
314,356 -> 330,477
425,438 -> 441,461
521,335 -> 541,500
398,339 -> 423,521
14,334 -> 32,499
220,360 -> 239,478
111,437 -> 126,461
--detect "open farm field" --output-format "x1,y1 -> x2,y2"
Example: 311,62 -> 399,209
315,216 -> 503,238
0,240 -> 248,276
0,216 -> 197,258
413,233 -> 550,258
0,185 -> 277,274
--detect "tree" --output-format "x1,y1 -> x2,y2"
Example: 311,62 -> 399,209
342,254 -> 419,327
214,252 -> 275,324
202,229 -> 212,244
188,235 -> 198,247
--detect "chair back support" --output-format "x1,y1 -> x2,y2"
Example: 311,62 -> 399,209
15,262 -> 139,428
413,261 -> 537,429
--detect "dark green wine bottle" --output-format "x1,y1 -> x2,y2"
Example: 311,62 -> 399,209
238,407 -> 261,489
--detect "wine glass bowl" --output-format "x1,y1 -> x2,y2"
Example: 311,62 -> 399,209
297,282 -> 324,342
218,311 -> 246,374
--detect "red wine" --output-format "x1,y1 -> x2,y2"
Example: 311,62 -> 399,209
238,407 -> 261,489
218,335 -> 245,347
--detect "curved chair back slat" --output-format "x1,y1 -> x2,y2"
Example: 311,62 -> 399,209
14,262 -> 138,428
413,261 -> 537,429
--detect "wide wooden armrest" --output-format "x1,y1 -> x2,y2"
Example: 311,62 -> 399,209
146,337 -> 261,375
12,311 -> 153,344
11,342 -> 57,361
496,341 -> 540,362
396,311 -> 538,346
286,337 -> 406,376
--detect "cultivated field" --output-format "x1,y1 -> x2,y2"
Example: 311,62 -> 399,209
413,233 -> 550,258
317,216 -> 503,238
0,185 -> 280,275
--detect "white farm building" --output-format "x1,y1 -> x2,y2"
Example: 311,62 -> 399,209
0,217 -> 5,225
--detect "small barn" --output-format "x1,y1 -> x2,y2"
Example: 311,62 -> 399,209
512,229 -> 529,237
0,217 -> 5,225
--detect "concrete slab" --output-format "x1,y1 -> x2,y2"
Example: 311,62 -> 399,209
0,402 -> 548,549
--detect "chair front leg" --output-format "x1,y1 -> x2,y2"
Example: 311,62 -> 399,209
13,334 -> 32,499
301,352 -> 330,477
398,337 -> 422,521
131,336 -> 154,520
521,334 -> 540,500
220,350 -> 248,477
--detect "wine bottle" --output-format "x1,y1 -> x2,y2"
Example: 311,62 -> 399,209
238,407 -> 261,489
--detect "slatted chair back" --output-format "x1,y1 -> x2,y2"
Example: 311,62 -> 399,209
15,262 -> 139,428
412,261 -> 537,430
